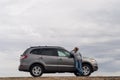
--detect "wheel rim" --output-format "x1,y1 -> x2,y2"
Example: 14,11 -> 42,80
82,66 -> 90,75
32,66 -> 42,76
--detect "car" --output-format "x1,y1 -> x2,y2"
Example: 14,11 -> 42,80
19,46 -> 98,77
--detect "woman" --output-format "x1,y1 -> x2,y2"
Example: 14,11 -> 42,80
71,47 -> 83,76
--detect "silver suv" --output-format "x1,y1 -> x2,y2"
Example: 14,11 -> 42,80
19,46 -> 98,77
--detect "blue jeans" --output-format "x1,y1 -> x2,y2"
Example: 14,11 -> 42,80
75,60 -> 83,75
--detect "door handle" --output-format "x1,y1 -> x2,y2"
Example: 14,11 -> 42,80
59,58 -> 62,60
39,57 -> 43,59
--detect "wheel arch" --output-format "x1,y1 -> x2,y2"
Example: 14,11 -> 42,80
29,62 -> 45,71
82,62 -> 93,72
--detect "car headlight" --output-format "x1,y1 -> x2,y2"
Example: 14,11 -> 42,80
90,58 -> 96,62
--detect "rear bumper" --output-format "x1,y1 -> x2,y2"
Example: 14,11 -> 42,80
19,65 -> 29,72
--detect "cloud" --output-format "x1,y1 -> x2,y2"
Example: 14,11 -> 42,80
0,0 -> 120,77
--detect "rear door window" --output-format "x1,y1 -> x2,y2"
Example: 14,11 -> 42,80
41,48 -> 58,56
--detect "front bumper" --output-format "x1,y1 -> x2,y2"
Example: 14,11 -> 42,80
92,65 -> 98,71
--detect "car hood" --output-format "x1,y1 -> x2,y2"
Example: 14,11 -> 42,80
82,57 -> 96,62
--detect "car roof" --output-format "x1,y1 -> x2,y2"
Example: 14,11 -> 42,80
30,46 -> 64,49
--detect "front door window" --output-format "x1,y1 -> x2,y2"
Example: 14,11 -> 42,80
57,49 -> 74,71
58,49 -> 70,57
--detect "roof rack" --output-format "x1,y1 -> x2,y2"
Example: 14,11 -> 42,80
30,46 -> 64,49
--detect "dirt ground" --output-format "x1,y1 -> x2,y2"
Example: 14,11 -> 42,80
0,77 -> 120,80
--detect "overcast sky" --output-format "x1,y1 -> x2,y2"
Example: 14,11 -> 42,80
0,0 -> 120,77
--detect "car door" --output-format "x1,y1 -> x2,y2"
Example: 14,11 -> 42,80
40,48 -> 59,72
57,49 -> 75,72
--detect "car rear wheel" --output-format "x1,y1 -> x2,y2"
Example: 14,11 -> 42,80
30,64 -> 43,77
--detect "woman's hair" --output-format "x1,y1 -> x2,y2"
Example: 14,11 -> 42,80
74,47 -> 79,52
73,47 -> 79,53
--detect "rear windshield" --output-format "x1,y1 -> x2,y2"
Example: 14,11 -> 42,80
23,48 -> 30,55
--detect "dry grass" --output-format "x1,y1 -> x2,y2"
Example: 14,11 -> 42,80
0,77 -> 120,80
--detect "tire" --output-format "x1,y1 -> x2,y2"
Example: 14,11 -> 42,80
82,64 -> 92,76
74,72 -> 82,76
74,64 -> 92,76
30,64 -> 43,77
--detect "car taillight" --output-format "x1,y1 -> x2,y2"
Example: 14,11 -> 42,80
20,55 -> 28,60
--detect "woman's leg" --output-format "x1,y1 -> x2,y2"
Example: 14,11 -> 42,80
75,60 -> 78,69
78,60 -> 83,75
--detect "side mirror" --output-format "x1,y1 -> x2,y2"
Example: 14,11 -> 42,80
69,54 -> 74,58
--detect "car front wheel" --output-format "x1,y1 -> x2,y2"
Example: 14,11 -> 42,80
74,64 -> 92,76
30,64 -> 43,77
82,64 -> 92,76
